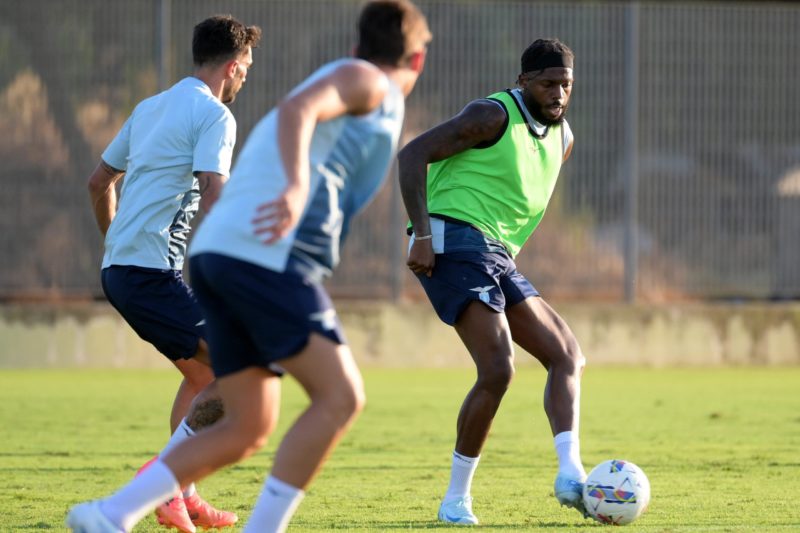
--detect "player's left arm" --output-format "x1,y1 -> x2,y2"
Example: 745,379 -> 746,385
195,171 -> 227,213
252,61 -> 388,244
87,160 -> 125,236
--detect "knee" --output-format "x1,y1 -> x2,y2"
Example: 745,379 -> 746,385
477,357 -> 515,396
575,351 -> 586,376
239,431 -> 270,460
557,341 -> 586,376
354,382 -> 367,417
323,379 -> 366,428
220,416 -> 273,463
338,379 -> 366,423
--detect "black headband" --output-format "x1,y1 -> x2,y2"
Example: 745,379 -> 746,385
521,49 -> 573,73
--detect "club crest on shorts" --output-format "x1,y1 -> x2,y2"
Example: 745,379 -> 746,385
309,309 -> 338,330
470,285 -> 495,303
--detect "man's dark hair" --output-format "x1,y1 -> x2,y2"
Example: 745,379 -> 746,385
355,0 -> 430,66
520,38 -> 574,74
192,15 -> 261,67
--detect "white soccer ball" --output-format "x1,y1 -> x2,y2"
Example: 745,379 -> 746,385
582,459 -> 651,525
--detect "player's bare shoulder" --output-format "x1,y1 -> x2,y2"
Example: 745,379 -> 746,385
436,98 -> 507,148
455,98 -> 508,141
331,59 -> 390,115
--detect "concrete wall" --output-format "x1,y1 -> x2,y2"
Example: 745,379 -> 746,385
1,301 -> 799,368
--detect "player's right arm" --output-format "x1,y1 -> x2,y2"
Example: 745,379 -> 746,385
398,99 -> 507,276
252,61 -> 389,244
87,160 -> 125,236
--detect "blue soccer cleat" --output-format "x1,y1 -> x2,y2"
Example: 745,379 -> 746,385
554,474 -> 589,518
437,496 -> 479,525
66,501 -> 124,533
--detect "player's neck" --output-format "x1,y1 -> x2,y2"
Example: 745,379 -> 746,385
381,66 -> 417,97
193,68 -> 226,102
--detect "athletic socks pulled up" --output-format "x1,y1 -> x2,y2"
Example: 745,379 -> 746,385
243,475 -> 305,533
554,430 -> 586,480
100,459 -> 180,531
443,451 -> 480,502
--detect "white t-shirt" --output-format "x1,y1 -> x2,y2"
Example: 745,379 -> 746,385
101,77 -> 236,270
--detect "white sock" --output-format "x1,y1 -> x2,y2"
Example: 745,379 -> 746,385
554,431 -> 586,480
160,419 -> 198,498
162,418 -> 195,456
443,451 -> 480,502
243,476 -> 305,533
100,459 -> 180,532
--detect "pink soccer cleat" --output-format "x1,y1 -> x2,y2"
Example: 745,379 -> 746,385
155,494 -> 197,533
137,456 -> 235,530
137,456 -> 195,531
184,492 -> 238,529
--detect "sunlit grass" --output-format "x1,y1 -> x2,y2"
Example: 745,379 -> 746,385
1,367 -> 798,531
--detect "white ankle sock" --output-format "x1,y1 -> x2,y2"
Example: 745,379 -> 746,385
554,431 -> 586,480
159,418 -> 198,498
243,476 -> 305,533
443,451 -> 480,502
182,484 -> 197,498
100,459 -> 180,531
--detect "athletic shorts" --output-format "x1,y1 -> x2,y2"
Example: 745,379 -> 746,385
101,265 -> 204,361
416,250 -> 539,325
189,252 -> 346,378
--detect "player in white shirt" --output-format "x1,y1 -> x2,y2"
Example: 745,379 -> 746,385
80,15 -> 260,533
67,2 -> 430,532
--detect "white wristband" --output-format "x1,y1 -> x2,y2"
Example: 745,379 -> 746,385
415,234 -> 433,241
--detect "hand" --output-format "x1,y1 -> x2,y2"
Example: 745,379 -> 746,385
252,186 -> 308,244
407,238 -> 435,277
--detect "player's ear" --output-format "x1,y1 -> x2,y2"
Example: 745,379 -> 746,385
408,49 -> 426,73
225,59 -> 239,79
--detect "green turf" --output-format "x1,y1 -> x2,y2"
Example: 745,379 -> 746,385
1,367 -> 799,531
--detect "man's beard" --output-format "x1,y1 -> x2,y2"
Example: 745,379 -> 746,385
530,100 -> 569,126
221,88 -> 236,104
221,77 -> 242,104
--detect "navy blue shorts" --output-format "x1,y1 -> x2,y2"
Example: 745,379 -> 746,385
189,252 -> 346,378
416,250 -> 539,325
101,265 -> 204,361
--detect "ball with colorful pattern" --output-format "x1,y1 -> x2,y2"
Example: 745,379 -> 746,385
582,459 -> 651,525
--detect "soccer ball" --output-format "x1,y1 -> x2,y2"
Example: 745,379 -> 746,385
582,459 -> 650,525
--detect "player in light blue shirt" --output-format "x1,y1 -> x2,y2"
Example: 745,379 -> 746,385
100,75 -> 236,271
79,15 -> 260,532
67,2 -> 431,532
189,55 -> 405,281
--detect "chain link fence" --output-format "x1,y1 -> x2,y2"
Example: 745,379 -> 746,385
1,0 -> 799,301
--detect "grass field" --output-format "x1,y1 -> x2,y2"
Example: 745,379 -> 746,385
1,366 -> 799,532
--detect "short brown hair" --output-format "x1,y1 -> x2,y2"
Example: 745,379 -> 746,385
192,15 -> 261,67
355,0 -> 431,67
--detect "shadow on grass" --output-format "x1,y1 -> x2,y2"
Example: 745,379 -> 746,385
304,520 -> 597,530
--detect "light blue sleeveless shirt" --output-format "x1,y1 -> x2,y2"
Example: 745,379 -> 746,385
190,59 -> 405,281
101,77 -> 236,270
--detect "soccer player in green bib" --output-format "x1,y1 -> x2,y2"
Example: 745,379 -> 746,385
399,39 -> 588,525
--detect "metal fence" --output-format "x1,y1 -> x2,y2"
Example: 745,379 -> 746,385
1,0 -> 799,302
